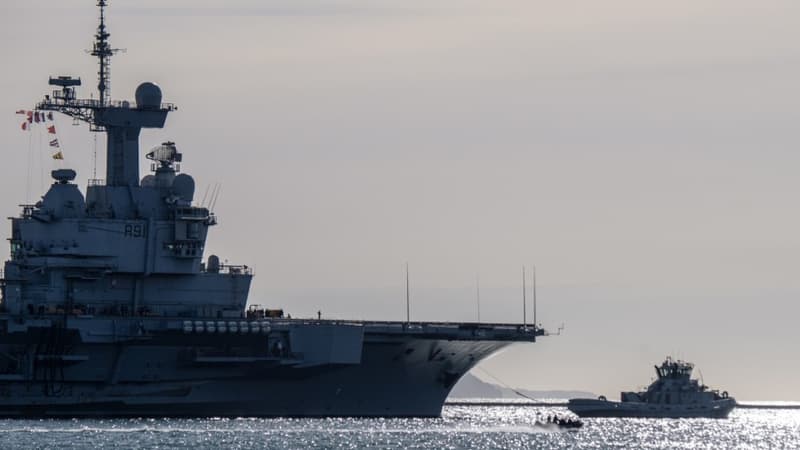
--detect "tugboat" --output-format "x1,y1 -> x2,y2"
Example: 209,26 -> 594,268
568,357 -> 736,418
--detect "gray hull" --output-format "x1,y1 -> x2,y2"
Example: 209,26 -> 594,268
568,398 -> 736,419
0,2 -> 543,419
0,318 -> 533,417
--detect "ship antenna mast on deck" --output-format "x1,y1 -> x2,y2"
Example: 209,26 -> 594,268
36,0 -> 175,187
91,0 -> 123,106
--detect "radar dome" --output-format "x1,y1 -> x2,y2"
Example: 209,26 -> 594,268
140,174 -> 156,188
173,173 -> 196,203
135,82 -> 162,109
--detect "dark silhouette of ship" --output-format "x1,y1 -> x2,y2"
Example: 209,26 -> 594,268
0,1 -> 542,417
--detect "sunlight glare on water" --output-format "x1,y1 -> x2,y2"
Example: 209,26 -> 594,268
0,406 -> 798,449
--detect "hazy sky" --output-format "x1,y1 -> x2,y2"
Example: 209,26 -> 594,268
2,1 -> 800,400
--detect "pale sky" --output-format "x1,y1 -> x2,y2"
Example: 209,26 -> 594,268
2,0 -> 800,400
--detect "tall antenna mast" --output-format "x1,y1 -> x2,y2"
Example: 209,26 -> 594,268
533,265 -> 537,331
522,266 -> 527,330
475,273 -> 481,323
405,263 -> 411,324
91,0 -> 123,106
38,0 -> 175,187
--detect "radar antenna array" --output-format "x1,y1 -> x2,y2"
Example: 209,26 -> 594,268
35,0 -> 175,187
89,0 -> 125,106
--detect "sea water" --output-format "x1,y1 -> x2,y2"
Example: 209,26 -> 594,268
0,404 -> 798,449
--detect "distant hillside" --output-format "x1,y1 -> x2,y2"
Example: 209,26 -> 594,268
449,373 -> 595,400
448,373 -> 505,398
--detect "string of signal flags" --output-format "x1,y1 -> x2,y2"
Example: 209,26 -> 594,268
16,109 -> 64,160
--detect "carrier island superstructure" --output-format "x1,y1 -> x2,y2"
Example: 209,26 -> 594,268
0,1 -> 542,417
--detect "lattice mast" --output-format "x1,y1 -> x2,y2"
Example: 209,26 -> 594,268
91,0 -> 122,106
36,0 -> 176,187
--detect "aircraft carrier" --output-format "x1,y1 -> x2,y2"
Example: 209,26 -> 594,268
0,1 -> 542,417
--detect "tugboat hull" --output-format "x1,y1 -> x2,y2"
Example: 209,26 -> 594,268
568,398 -> 736,419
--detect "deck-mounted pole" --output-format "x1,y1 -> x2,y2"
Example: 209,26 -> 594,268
476,273 -> 481,323
533,265 -> 537,332
522,266 -> 527,330
405,262 -> 410,324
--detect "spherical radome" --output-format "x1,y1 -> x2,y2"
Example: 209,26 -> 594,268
135,82 -> 162,108
140,174 -> 156,188
173,173 -> 196,202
